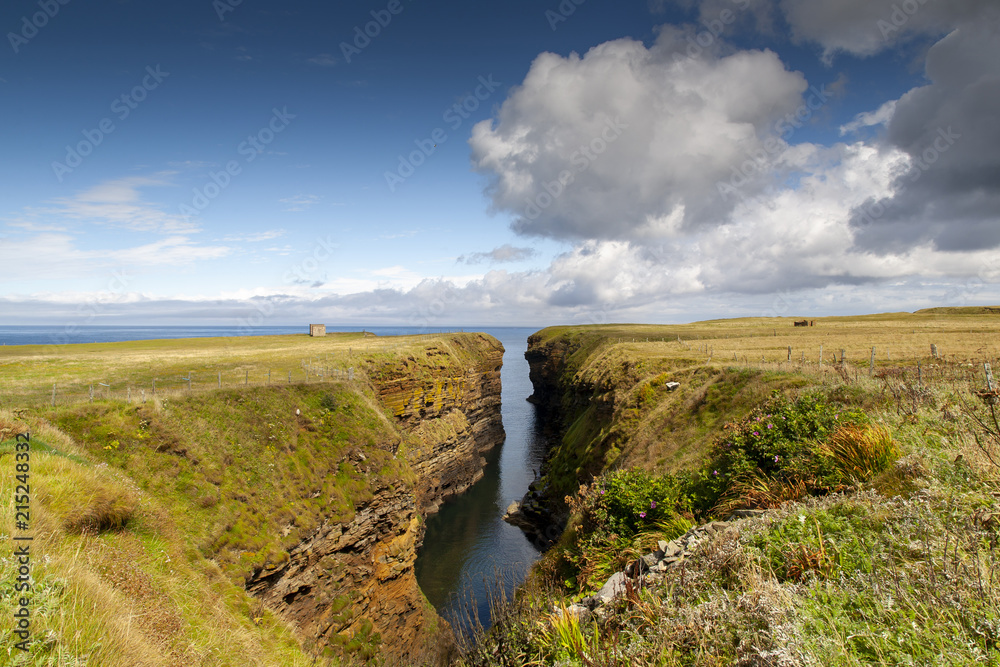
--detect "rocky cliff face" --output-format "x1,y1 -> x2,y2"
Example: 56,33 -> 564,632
374,334 -> 505,514
246,333 -> 505,661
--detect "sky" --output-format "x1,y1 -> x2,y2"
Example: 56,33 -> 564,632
1,0 -> 998,328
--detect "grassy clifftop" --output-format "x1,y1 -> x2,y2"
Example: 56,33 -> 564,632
470,313 -> 1000,666
0,331 -> 503,666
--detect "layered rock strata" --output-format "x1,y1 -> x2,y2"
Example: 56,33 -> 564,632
247,334 -> 505,661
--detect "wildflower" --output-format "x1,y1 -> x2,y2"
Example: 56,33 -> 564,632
753,431 -> 760,436
712,470 -> 719,476
650,501 -> 657,509
600,489 -> 605,495
774,455 -> 779,463
767,423 -> 774,429
639,512 -> 647,519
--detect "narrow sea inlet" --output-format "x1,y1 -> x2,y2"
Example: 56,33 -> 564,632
415,327 -> 548,634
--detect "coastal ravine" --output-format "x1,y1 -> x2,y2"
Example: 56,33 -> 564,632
414,327 -> 548,634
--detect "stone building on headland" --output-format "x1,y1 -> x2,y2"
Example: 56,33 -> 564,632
309,324 -> 326,337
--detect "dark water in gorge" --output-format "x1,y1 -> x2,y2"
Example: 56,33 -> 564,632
414,327 -> 548,635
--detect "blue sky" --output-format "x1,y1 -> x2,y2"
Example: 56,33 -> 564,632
1,0 -> 998,327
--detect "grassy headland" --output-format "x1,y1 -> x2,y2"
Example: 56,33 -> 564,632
467,310 -> 1000,666
0,331 -> 499,666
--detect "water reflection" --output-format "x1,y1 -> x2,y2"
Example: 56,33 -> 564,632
414,327 -> 548,634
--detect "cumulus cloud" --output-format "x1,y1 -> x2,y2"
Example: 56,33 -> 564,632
779,0 -> 994,61
470,27 -> 812,242
46,174 -> 199,234
850,10 -> 1000,253
458,244 -> 538,265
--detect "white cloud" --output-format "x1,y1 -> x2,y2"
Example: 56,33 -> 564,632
279,194 -> 321,211
458,244 -> 538,264
840,100 -> 896,136
470,27 -> 809,241
46,174 -> 199,234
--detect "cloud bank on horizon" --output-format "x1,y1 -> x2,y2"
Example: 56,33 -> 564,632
2,0 -> 998,326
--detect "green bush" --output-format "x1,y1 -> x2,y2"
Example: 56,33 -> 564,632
586,468 -> 687,538
686,392 -> 868,513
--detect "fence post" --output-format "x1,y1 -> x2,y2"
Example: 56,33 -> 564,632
869,347 -> 876,377
268,369 -> 271,385
288,370 -> 291,384
89,385 -> 94,402
152,378 -> 156,395
188,373 -> 192,391
127,386 -> 131,402
986,362 -> 996,392
840,349 -> 845,364
218,372 -> 222,388
819,345 -> 823,367
141,389 -> 146,403
245,370 -> 248,386
787,346 -> 792,362
931,344 -> 938,358
917,363 -> 922,387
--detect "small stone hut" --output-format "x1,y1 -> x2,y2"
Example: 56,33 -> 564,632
309,324 -> 326,337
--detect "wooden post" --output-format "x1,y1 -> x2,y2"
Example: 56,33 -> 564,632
188,373 -> 192,391
141,389 -> 146,403
869,347 -> 876,377
986,362 -> 996,392
288,370 -> 292,383
931,344 -> 938,358
819,345 -> 823,367
840,349 -> 845,364
89,385 -> 94,402
787,346 -> 792,361
127,386 -> 131,402
218,372 -> 222,388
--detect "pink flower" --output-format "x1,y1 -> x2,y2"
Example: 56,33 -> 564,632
753,431 -> 760,436
767,424 -> 774,429
650,501 -> 657,509
639,511 -> 647,519
712,470 -> 719,476
774,455 -> 779,463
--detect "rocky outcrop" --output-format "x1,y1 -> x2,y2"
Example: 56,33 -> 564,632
247,333 -> 505,662
373,334 -> 505,514
247,481 -> 437,661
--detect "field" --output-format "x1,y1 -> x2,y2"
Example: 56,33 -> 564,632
0,331 -> 478,408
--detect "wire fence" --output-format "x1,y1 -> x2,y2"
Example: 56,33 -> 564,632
0,357 -> 366,410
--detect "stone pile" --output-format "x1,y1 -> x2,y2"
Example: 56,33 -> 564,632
561,510 -> 765,621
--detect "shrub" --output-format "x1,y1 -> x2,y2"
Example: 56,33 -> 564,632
586,468 -> 687,538
821,423 -> 899,484
689,392 -> 868,513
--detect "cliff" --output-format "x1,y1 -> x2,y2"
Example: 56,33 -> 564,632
245,333 -> 506,660
12,332 -> 505,665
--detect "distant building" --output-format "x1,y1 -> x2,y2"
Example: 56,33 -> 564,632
309,324 -> 326,337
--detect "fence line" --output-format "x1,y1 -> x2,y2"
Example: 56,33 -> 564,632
1,361 -> 364,410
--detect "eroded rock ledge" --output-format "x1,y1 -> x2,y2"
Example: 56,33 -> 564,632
245,334 -> 505,662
